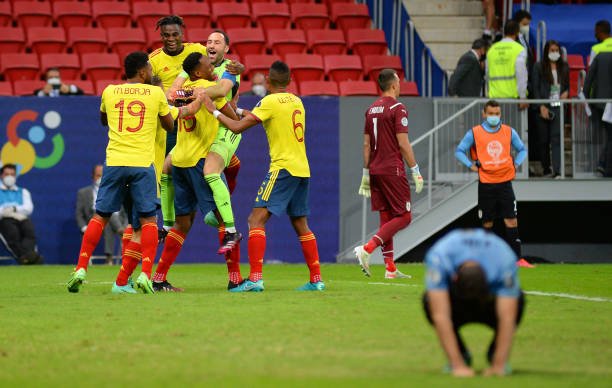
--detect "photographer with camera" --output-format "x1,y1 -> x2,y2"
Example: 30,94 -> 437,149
34,68 -> 83,97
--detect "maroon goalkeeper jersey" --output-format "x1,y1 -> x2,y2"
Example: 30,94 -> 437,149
363,96 -> 409,176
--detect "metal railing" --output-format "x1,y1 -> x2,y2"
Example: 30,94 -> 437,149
536,20 -> 547,61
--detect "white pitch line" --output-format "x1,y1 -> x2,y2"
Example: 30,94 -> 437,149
525,291 -> 612,303
367,282 -> 417,287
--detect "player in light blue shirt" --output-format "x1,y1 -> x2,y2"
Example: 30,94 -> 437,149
423,228 -> 525,377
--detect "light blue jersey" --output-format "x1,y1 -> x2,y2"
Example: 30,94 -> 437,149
425,229 -> 520,297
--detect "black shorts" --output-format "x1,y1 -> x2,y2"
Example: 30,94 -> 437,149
477,181 -> 517,222
422,290 -> 525,330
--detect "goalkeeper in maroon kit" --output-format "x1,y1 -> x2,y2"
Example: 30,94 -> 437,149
354,69 -> 424,279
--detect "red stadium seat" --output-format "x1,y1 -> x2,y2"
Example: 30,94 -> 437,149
132,2 -> 171,30
226,27 -> 266,58
92,2 -> 131,29
238,79 -> 252,95
66,79 -> 95,95
171,2 -> 211,29
400,81 -> 419,96
285,80 -> 299,95
243,54 -> 281,78
347,29 -> 388,58
252,3 -> 291,30
107,28 -> 147,59
40,53 -> 81,80
299,80 -> 339,96
323,0 -> 354,11
291,3 -> 330,30
324,55 -> 363,82
285,53 -> 324,83
13,79 -> 45,96
0,2 -> 12,27
267,29 -> 307,58
13,2 -> 53,28
0,27 -> 26,53
0,81 -> 13,96
184,28 -> 214,45
95,79 -> 119,95
363,54 -> 405,81
338,80 -> 378,96
53,1 -> 93,30
68,27 -> 108,55
307,29 -> 346,56
566,54 -> 585,70
27,27 -> 67,55
212,3 -> 251,30
81,52 -> 121,82
0,53 -> 40,82
331,3 -> 371,33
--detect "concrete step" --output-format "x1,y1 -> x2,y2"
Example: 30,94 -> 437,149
426,43 -> 475,71
416,28 -> 483,43
403,0 -> 482,17
412,16 -> 484,30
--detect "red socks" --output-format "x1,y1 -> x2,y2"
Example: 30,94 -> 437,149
299,232 -> 321,283
140,223 -> 158,278
116,241 -> 141,286
153,228 -> 185,282
121,225 -> 133,258
224,155 -> 241,194
248,227 -> 266,281
364,211 -> 411,254
75,217 -> 105,270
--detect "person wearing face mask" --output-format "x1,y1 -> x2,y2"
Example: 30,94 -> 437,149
448,39 -> 489,97
34,68 -> 84,97
242,72 -> 267,98
455,100 -> 533,268
532,40 -> 569,178
0,164 -> 43,265
75,164 -> 128,265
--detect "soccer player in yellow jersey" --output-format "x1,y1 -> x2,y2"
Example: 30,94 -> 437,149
203,61 -> 324,292
66,52 -> 176,294
153,52 -> 245,290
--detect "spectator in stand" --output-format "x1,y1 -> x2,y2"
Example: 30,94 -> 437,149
532,40 -> 569,178
34,68 -> 83,97
585,20 -> 612,177
0,164 -> 43,265
482,0 -> 501,42
241,72 -> 267,98
448,39 -> 488,97
75,164 -> 128,265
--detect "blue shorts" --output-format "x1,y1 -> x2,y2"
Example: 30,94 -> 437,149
173,158 -> 216,216
254,169 -> 310,217
96,165 -> 159,219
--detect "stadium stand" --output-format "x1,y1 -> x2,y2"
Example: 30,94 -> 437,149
0,27 -> 26,53
81,53 -> 122,83
68,27 -> 108,55
0,82 -> 13,96
52,1 -> 93,30
132,2 -> 171,30
107,27 -> 148,59
307,29 -> 347,56
252,2 -> 291,30
0,2 -> 11,27
91,2 -> 132,29
363,55 -> 405,81
171,2 -> 211,29
300,80 -> 340,96
291,3 -> 330,30
566,53 -> 586,98
68,79 -> 95,96
13,1 -> 53,28
399,81 -> 420,97
183,28 -> 213,46
266,29 -> 307,58
338,80 -> 378,96
226,27 -> 267,58
243,54 -> 281,79
324,55 -> 363,82
94,79 -> 118,95
346,29 -> 389,59
12,80 -> 44,96
40,53 -> 81,80
212,3 -> 251,30
330,3 -> 372,33
238,79 -> 252,95
0,53 -> 39,82
285,53 -> 325,83
26,27 -> 66,55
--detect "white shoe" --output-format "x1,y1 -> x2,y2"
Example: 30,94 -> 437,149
385,269 -> 412,279
354,245 -> 371,277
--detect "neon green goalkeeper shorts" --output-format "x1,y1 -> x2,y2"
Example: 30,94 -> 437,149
209,125 -> 242,167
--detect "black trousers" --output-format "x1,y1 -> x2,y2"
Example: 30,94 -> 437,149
0,217 -> 41,264
423,290 -> 525,363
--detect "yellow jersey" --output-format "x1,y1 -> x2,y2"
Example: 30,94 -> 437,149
149,43 -> 207,90
251,93 -> 310,177
100,83 -> 170,167
172,78 -> 227,168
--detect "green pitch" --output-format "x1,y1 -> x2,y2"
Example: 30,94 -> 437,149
0,264 -> 610,387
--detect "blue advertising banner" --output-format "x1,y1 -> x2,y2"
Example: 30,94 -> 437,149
0,95 -> 339,265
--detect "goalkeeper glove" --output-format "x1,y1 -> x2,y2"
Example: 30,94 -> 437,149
358,168 -> 371,197
410,164 -> 424,194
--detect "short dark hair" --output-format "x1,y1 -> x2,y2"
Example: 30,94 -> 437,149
484,99 -> 500,111
472,38 -> 487,50
156,15 -> 185,31
268,60 -> 290,87
504,20 -> 520,36
595,20 -> 611,35
0,164 -> 17,175
455,262 -> 488,301
183,52 -> 203,76
512,9 -> 532,23
212,29 -> 230,46
124,51 -> 149,79
377,69 -> 397,92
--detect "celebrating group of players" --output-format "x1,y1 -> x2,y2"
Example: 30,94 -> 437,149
66,15 -> 324,294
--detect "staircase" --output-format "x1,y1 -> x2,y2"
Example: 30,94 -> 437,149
402,0 -> 484,74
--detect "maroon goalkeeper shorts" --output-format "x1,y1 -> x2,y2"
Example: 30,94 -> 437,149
370,174 -> 411,216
